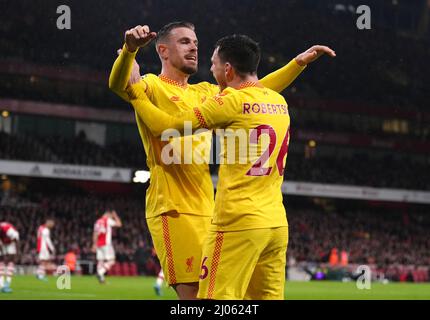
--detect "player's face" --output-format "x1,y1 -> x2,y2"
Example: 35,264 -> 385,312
210,48 -> 227,90
165,27 -> 198,75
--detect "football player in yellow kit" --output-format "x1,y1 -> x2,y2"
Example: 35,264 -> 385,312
125,34 -> 335,299
109,22 -> 335,299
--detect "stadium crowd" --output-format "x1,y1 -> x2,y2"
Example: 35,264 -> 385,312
0,188 -> 428,281
1,131 -> 429,190
287,204 -> 430,282
0,1 -> 428,112
0,192 -> 159,275
286,155 -> 430,190
288,207 -> 430,267
0,0 -> 428,284
0,131 -> 146,168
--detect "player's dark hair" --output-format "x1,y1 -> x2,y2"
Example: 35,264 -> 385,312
215,34 -> 261,77
155,21 -> 195,44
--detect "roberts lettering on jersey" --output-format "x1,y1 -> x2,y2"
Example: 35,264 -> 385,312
242,102 -> 289,115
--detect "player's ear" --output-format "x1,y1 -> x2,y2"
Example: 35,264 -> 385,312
225,63 -> 234,82
157,43 -> 168,60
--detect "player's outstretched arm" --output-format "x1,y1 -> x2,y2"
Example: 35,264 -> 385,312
295,45 -> 336,66
260,45 -> 336,93
108,25 -> 156,101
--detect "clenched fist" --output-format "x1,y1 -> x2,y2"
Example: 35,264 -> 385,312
125,25 -> 157,53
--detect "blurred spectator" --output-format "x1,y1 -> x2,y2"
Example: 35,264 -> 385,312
0,1 -> 428,112
133,240 -> 153,276
340,249 -> 349,267
1,131 -> 429,190
64,247 -> 78,274
0,186 -> 428,282
329,248 -> 339,266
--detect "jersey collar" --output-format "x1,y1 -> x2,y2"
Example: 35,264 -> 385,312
238,81 -> 263,90
158,75 -> 188,89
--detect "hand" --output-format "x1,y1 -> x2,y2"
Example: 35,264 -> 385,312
91,244 -> 97,253
295,45 -> 336,66
125,25 -> 157,53
117,49 -> 141,86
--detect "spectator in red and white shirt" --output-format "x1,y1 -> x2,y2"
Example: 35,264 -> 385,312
92,210 -> 122,283
0,222 -> 19,293
36,219 -> 55,281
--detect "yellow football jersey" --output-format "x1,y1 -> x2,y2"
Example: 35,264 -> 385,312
127,82 -> 291,232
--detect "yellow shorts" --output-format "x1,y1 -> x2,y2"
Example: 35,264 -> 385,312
147,212 -> 211,285
197,226 -> 288,300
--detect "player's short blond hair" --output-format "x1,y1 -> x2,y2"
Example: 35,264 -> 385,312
155,21 -> 195,45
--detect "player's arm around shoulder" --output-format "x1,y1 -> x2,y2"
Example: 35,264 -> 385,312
128,83 -> 230,136
126,84 -> 193,136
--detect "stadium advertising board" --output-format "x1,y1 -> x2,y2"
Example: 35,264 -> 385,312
0,160 -> 131,183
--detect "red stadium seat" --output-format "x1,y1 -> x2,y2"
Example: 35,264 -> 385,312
129,263 -> 138,276
109,262 -> 121,276
121,262 -> 130,276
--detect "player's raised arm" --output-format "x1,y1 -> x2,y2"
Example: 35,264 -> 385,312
111,210 -> 122,228
108,25 -> 156,101
260,45 -> 336,93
